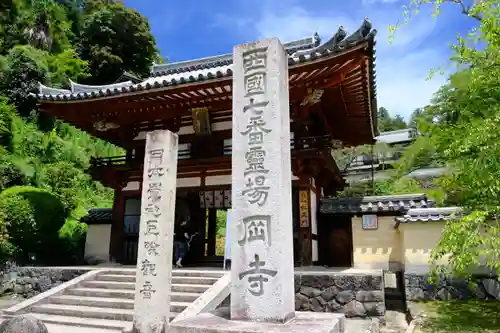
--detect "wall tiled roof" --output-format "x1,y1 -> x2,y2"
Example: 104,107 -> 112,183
320,193 -> 433,214
80,208 -> 113,224
395,207 -> 463,224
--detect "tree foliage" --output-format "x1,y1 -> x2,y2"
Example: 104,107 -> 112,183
377,107 -> 408,132
392,0 -> 500,278
79,1 -> 157,83
0,0 -> 156,265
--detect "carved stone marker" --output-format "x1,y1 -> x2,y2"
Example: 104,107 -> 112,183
230,37 -> 295,323
131,130 -> 178,333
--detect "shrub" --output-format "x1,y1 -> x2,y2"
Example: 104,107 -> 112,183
0,186 -> 67,264
0,194 -> 35,263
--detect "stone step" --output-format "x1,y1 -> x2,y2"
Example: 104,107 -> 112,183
102,269 -> 224,278
82,280 -> 136,290
31,304 -> 136,321
50,295 -> 191,312
81,280 -> 211,293
171,283 -> 211,293
96,274 -> 219,285
172,270 -> 225,278
27,313 -> 130,331
67,287 -> 202,302
50,295 -> 134,309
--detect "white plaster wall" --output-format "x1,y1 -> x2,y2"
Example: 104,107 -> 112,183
310,188 -> 318,262
133,121 -> 232,140
177,177 -> 201,188
310,189 -> 318,235
351,216 -> 401,270
84,224 -> 112,262
400,222 -> 448,274
312,239 -> 318,262
123,181 -> 140,191
123,175 -> 298,190
205,175 -> 231,186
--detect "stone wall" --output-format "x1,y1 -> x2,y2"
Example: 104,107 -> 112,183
0,266 -> 88,299
405,273 -> 500,301
294,273 -> 385,319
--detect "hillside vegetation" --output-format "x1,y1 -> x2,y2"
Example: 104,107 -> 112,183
0,0 -> 157,265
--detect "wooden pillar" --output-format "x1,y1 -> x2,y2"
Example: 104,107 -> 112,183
187,191 -> 205,263
109,180 -> 125,263
207,208 -> 217,256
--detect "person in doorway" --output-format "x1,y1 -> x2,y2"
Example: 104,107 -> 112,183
174,216 -> 191,268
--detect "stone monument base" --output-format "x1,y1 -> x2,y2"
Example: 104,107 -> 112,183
169,308 -> 345,333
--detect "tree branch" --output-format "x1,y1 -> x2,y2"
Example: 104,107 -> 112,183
448,0 -> 483,21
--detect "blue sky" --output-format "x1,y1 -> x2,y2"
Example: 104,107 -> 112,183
123,0 -> 476,119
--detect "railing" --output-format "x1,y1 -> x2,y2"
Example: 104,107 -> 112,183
91,135 -> 332,168
90,147 -> 191,167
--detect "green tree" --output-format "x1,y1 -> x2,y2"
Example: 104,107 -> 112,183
408,107 -> 424,128
79,1 -> 157,83
377,107 -> 407,132
0,0 -> 150,265
23,0 -> 73,53
392,0 -> 500,278
0,45 -> 49,117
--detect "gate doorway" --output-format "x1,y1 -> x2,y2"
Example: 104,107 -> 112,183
317,214 -> 353,267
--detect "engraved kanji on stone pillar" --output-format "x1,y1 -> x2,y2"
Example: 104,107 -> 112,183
132,130 -> 178,333
230,38 -> 295,323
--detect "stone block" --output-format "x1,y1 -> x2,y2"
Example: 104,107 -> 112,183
300,286 -> 322,298
363,302 -> 385,317
320,286 -> 339,302
169,311 -> 345,333
343,300 -> 366,318
356,290 -> 384,303
326,300 -> 342,312
482,278 -> 500,299
336,290 -> 355,305
0,315 -> 48,333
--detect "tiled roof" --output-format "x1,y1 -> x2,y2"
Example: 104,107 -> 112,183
36,19 -> 376,102
150,34 -> 321,76
80,208 -> 113,224
320,193 -> 433,214
395,207 -> 463,225
375,128 -> 418,144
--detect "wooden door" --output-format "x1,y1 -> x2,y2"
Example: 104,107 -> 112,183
318,214 -> 353,267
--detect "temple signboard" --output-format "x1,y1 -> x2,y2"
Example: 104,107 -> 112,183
230,38 -> 295,323
299,190 -> 310,228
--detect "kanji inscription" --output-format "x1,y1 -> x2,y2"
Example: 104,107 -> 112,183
132,130 -> 178,333
231,38 -> 295,322
238,254 -> 277,297
238,215 -> 271,246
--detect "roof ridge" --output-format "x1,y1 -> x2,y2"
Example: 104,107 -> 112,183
36,19 -> 377,102
151,33 -> 319,75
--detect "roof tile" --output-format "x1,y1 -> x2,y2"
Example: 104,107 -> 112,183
35,19 -> 376,102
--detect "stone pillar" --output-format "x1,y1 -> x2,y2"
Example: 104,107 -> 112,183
230,38 -> 295,323
132,130 -> 178,333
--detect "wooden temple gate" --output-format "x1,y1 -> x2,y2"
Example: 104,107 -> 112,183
36,19 -> 379,266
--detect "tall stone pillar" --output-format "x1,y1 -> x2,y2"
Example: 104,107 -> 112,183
230,38 -> 295,323
132,130 -> 178,333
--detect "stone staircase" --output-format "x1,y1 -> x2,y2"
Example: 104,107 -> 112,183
10,269 -> 226,331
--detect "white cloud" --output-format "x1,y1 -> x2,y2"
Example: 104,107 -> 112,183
251,7 -> 357,42
213,1 -> 448,119
376,49 -> 447,116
